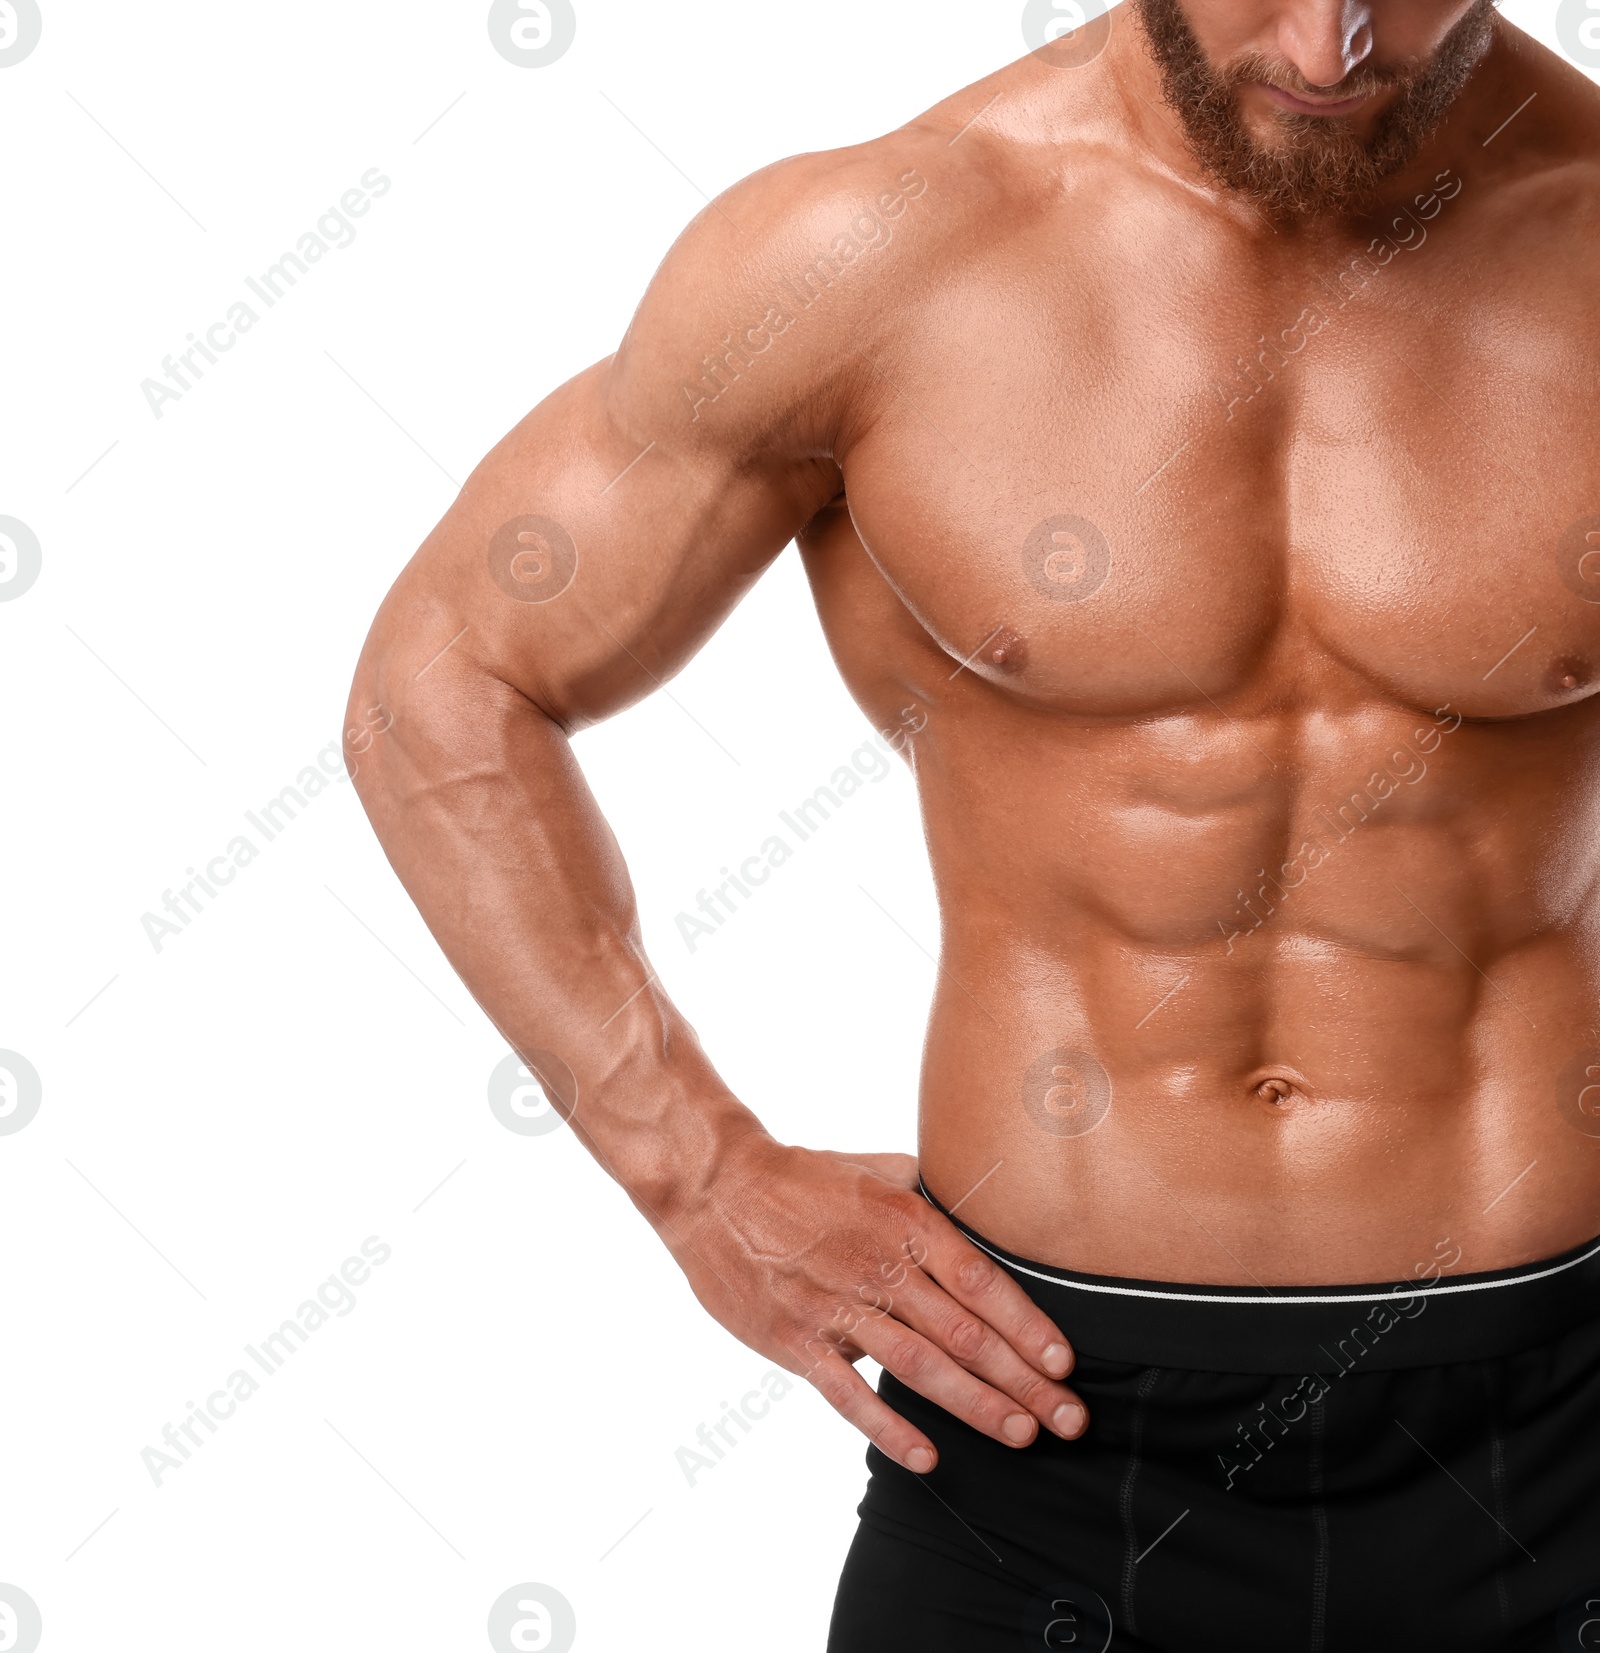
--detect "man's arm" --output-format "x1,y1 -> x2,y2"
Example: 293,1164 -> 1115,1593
344,150 -> 1086,1470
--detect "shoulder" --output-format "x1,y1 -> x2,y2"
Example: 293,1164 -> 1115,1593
603,48 -> 1112,459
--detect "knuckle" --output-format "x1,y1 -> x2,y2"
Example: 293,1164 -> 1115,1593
875,1201 -> 927,1258
810,1366 -> 853,1409
796,1332 -> 840,1374
1011,1371 -> 1054,1411
882,1205 -> 931,1270
944,1315 -> 992,1364
955,1252 -> 999,1295
883,1336 -> 933,1384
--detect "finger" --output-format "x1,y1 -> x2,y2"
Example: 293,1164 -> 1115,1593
921,1222 -> 1077,1381
801,1347 -> 939,1472
850,1311 -> 1050,1449
885,1273 -> 1087,1439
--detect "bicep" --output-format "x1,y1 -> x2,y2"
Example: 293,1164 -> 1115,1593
356,142 -> 922,725
366,348 -> 835,731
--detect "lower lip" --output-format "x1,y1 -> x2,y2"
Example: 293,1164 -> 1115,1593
1259,85 -> 1374,117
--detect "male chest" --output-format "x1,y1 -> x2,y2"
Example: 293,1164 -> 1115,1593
840,181 -> 1600,722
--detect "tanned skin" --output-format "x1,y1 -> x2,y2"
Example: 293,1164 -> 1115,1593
346,0 -> 1600,1475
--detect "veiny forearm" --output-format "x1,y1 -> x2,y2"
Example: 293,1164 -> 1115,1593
346,631 -> 765,1223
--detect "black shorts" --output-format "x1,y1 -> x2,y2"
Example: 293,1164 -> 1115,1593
828,1199 -> 1600,1652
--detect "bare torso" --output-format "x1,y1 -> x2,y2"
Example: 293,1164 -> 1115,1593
795,20 -> 1600,1281
350,5 -> 1600,1467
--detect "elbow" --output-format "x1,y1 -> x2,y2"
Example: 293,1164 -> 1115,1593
342,690 -> 396,799
342,624 -> 405,800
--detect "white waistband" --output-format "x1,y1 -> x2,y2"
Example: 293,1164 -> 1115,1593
960,1229 -> 1600,1308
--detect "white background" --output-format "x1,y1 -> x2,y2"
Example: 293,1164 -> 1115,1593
0,1 -> 1587,1649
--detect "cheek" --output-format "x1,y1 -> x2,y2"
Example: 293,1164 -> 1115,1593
1387,0 -> 1472,53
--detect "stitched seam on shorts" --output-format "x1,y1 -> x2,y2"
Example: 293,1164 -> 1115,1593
1119,1366 -> 1162,1636
1484,1365 -> 1513,1630
1309,1392 -> 1330,1653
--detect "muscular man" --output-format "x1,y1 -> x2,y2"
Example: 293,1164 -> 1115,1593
346,0 -> 1600,1644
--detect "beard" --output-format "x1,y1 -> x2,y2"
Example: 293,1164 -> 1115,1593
1131,0 -> 1496,218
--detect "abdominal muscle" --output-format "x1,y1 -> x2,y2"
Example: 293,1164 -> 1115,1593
910,705 -> 1600,1286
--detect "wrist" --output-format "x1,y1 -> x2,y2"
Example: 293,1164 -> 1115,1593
570,1047 -> 771,1224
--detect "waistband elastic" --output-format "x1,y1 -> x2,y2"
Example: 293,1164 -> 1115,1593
924,1186 -> 1600,1373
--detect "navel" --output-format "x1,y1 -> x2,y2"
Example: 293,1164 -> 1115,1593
1247,1066 -> 1310,1108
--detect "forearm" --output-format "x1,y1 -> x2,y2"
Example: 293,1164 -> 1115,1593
346,631 -> 766,1223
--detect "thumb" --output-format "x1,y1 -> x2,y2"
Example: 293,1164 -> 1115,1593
835,1150 -> 920,1188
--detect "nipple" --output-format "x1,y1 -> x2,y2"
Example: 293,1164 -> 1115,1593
980,626 -> 1028,673
1549,657 -> 1591,694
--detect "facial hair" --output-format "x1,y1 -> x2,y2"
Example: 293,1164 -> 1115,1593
1131,0 -> 1497,217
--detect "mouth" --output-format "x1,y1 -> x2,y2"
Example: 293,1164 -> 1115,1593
1256,83 -> 1380,117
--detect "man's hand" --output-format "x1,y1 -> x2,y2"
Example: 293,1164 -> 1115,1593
657,1136 -> 1087,1472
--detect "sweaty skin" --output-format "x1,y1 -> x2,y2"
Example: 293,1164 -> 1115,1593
347,4 -> 1600,1474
